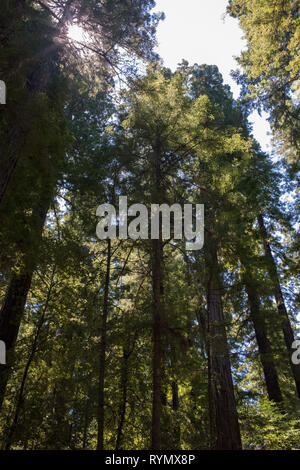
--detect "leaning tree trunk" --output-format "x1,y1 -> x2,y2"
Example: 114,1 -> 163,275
0,127 -> 27,209
0,200 -> 49,410
258,214 -> 300,398
97,239 -> 111,451
5,265 -> 56,450
205,234 -> 242,450
244,277 -> 283,403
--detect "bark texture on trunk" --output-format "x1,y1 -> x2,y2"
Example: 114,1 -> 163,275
206,237 -> 242,450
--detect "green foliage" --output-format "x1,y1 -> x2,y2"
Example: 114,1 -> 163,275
227,0 -> 300,172
240,400 -> 300,450
0,3 -> 299,451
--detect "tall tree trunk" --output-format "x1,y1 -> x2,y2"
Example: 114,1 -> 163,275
196,307 -> 208,360
151,143 -> 164,450
258,214 -> 300,398
196,306 -> 214,447
0,69 -> 58,209
0,200 -> 49,410
205,235 -> 242,450
97,238 -> 111,451
171,381 -> 181,449
244,278 -> 283,403
82,399 -> 90,450
0,3 -> 60,208
151,236 -> 163,450
115,347 -> 130,450
0,130 -> 26,209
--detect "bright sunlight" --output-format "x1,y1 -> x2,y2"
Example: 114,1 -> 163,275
67,24 -> 87,44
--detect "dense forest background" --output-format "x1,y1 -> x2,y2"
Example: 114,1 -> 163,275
0,0 -> 299,450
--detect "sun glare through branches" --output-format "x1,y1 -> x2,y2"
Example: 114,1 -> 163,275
67,24 -> 88,44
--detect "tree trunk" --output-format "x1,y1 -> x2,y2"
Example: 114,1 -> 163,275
115,347 -> 130,450
258,214 -> 300,398
0,131 -> 26,209
171,381 -> 181,449
97,238 -> 111,451
150,143 -> 164,450
4,266 -> 55,450
151,236 -> 163,450
82,399 -> 90,450
244,278 -> 283,403
0,200 -> 49,410
205,236 -> 242,450
0,5 -> 60,209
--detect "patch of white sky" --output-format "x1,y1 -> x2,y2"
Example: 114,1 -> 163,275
153,0 -> 271,153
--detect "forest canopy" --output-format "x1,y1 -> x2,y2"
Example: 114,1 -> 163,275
0,0 -> 299,451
